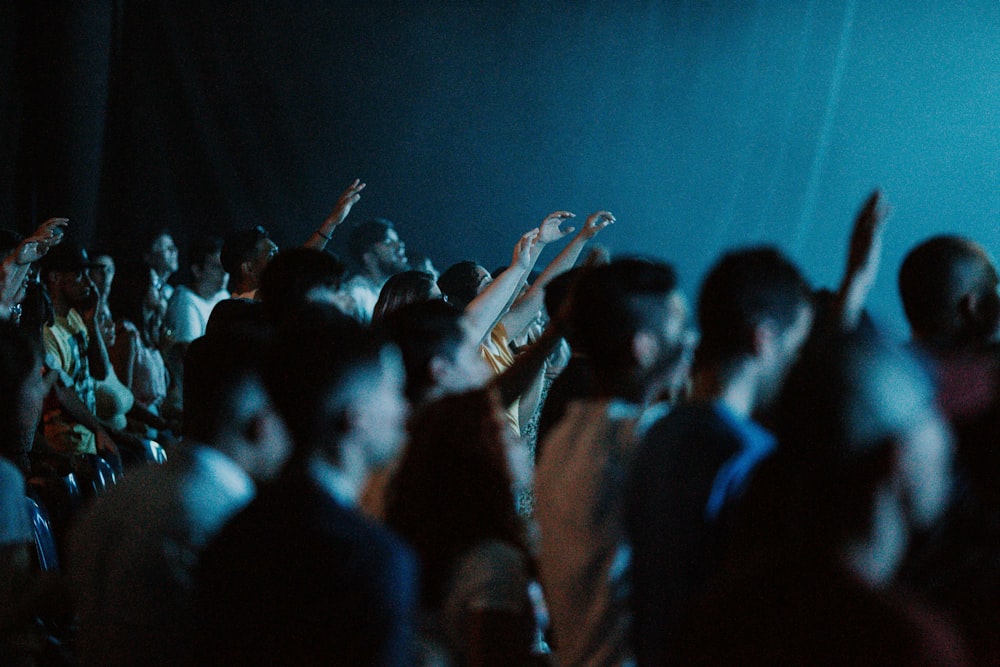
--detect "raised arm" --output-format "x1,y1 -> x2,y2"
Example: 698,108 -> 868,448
501,210 -> 615,338
0,218 -> 68,312
463,229 -> 540,345
834,190 -> 887,330
304,179 -> 366,251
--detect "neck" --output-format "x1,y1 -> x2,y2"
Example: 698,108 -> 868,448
50,293 -> 71,318
594,370 -> 652,405
693,360 -> 758,419
194,280 -> 220,300
362,266 -> 388,287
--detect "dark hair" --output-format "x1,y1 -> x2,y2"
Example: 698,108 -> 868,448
141,226 -> 173,253
107,260 -> 156,340
258,248 -> 346,321
386,389 -> 526,608
382,299 -> 466,403
371,271 -> 439,327
188,235 -> 224,271
184,329 -> 271,442
697,247 -> 811,364
0,229 -> 23,257
898,235 -> 992,339
437,261 -> 483,311
264,304 -> 389,459
570,259 -> 679,370
0,321 -> 42,468
220,226 -> 270,276
347,218 -> 395,266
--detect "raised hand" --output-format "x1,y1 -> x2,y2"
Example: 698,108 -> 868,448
16,217 -> 68,264
578,210 -> 615,240
837,190 -> 888,329
512,228 -> 540,271
326,179 -> 366,227
845,191 -> 886,280
537,211 -> 576,244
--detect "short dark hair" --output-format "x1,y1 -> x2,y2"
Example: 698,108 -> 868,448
437,261 -> 483,311
258,248 -> 346,321
221,226 -> 269,276
570,258 -> 679,369
898,235 -> 991,338
382,299 -> 466,403
107,260 -> 155,330
347,218 -> 395,266
265,304 -> 390,459
184,329 -> 271,443
188,235 -> 224,271
697,247 -> 811,364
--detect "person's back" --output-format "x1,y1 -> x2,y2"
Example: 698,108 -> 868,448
194,305 -> 416,665
534,259 -> 690,666
671,333 -> 966,666
626,247 -> 813,665
69,332 -> 290,667
195,462 -> 416,666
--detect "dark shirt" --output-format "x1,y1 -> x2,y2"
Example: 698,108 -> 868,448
194,465 -> 417,666
626,401 -> 774,666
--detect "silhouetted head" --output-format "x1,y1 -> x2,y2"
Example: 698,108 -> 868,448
570,258 -> 691,400
899,235 -> 1000,351
371,270 -> 441,327
347,218 -> 408,279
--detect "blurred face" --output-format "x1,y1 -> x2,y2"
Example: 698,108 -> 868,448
472,265 -> 492,295
90,254 -> 115,300
194,251 -> 229,294
370,229 -> 409,276
231,377 -> 292,482
760,303 -> 814,406
437,320 -> 491,396
650,290 -> 696,394
96,302 -> 116,348
249,238 -> 279,279
56,268 -> 94,305
146,234 -> 179,276
352,350 -> 409,469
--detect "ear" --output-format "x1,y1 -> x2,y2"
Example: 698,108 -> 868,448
751,320 -> 777,357
361,249 -> 377,272
428,355 -> 451,384
240,259 -> 253,279
190,263 -> 204,281
631,331 -> 659,370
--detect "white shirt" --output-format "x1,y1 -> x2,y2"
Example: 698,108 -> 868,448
165,286 -> 229,343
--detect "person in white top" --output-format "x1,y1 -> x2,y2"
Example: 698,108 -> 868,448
165,235 -> 229,343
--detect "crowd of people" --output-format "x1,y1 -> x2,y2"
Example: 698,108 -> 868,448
0,181 -> 998,666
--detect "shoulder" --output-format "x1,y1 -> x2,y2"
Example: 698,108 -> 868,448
447,540 -> 530,613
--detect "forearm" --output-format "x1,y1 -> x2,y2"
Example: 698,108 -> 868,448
465,265 -> 531,344
502,235 -> 589,337
85,320 -> 109,381
490,325 -> 563,408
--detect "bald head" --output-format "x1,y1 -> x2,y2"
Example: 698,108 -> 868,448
899,235 -> 1000,349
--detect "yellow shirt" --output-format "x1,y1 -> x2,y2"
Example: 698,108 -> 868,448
480,323 -> 520,438
43,309 -> 97,454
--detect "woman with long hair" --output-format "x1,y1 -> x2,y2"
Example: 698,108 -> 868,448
385,389 -> 547,666
107,261 -> 172,438
370,270 -> 442,328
